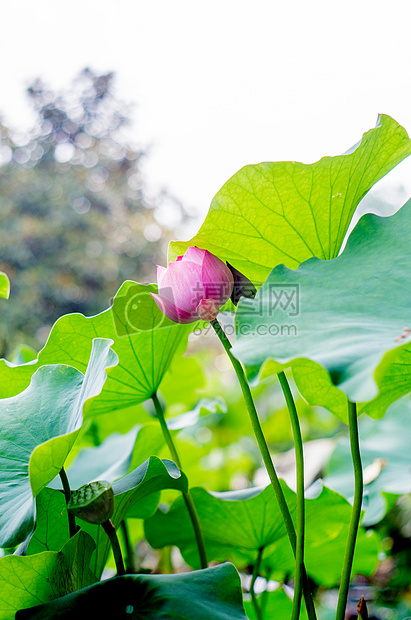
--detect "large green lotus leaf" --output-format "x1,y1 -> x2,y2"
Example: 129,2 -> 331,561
0,272 -> 9,300
0,338 -> 117,548
27,488 -> 69,555
0,281 -> 193,409
0,530 -> 95,620
170,115 -> 411,282
144,483 -> 379,581
145,485 -> 290,569
233,199 -> 411,410
324,398 -> 411,526
16,563 -> 247,620
81,457 -> 188,579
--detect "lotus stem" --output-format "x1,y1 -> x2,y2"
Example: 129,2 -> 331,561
59,467 -> 77,538
102,519 -> 125,576
336,400 -> 363,620
151,392 -> 208,569
278,371 -> 304,620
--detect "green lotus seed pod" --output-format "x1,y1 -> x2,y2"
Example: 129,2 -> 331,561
67,480 -> 114,524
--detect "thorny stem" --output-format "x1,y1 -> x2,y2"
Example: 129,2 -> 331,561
336,401 -> 363,620
210,319 -> 317,620
278,371 -> 304,620
59,467 -> 77,538
151,392 -> 208,570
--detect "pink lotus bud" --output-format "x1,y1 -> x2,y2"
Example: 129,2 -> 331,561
151,247 -> 234,324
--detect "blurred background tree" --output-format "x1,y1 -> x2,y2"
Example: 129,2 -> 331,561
0,68 -> 185,357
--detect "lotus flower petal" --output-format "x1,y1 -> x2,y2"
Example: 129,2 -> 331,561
159,260 -> 205,311
150,293 -> 196,324
201,250 -> 234,305
156,265 -> 167,287
182,246 -> 206,265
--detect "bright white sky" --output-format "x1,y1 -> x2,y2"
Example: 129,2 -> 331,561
2,0 -> 411,231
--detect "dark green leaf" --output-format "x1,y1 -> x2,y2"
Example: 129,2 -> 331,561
227,263 -> 257,306
16,563 -> 247,620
